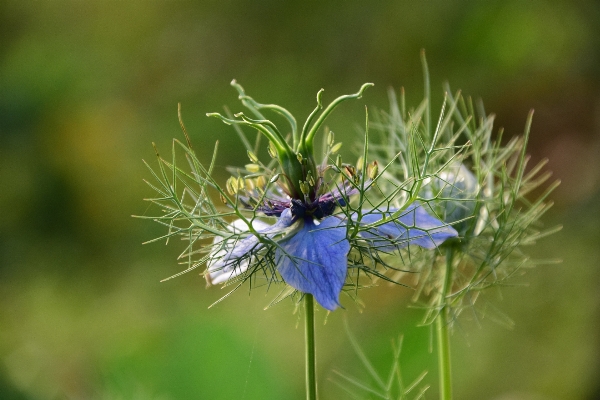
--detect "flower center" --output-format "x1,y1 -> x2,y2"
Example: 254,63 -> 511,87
290,198 -> 337,220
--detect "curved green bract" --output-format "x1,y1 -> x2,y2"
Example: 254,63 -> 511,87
230,80 -> 299,148
209,82 -> 373,202
299,88 -> 324,154
304,83 -> 374,151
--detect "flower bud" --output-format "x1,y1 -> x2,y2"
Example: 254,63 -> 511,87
237,176 -> 245,191
307,174 -> 315,187
268,142 -> 277,158
269,173 -> 280,184
345,165 -> 356,177
299,180 -> 310,195
330,142 -> 342,154
256,175 -> 267,188
368,161 -> 379,180
245,163 -> 260,173
247,150 -> 259,163
436,163 -> 478,234
356,156 -> 364,171
327,130 -> 335,147
226,176 -> 238,195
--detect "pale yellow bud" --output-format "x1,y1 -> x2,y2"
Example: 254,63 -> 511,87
330,142 -> 342,154
245,163 -> 260,173
327,130 -> 335,147
268,142 -> 277,158
247,150 -> 259,163
226,176 -> 238,195
345,165 -> 356,177
299,181 -> 309,195
237,176 -> 245,191
356,156 -> 364,171
368,161 -> 379,180
256,175 -> 267,188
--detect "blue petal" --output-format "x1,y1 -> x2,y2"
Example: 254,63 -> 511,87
358,203 -> 458,251
207,209 -> 295,284
276,217 -> 350,311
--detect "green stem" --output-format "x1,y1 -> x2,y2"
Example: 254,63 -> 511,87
304,294 -> 317,400
436,247 -> 454,400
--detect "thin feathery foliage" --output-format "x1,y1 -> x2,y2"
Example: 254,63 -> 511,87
368,56 -> 561,327
331,321 -> 429,400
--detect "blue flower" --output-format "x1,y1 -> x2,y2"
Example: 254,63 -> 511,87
205,82 -> 458,311
208,195 -> 457,311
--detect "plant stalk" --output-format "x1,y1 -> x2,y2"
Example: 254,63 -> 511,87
436,247 -> 454,400
304,294 -> 317,400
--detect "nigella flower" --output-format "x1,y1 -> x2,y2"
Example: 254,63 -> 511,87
207,199 -> 457,310
201,82 -> 458,311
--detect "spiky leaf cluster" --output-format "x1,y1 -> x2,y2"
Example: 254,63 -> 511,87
368,62 -> 560,326
137,108 -> 298,307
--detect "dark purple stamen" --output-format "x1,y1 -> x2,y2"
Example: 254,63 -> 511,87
237,181 -> 357,219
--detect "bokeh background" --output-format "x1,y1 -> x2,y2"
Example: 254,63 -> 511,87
1,1 -> 599,399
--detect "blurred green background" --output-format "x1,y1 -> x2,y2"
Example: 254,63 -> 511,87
1,1 -> 599,399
